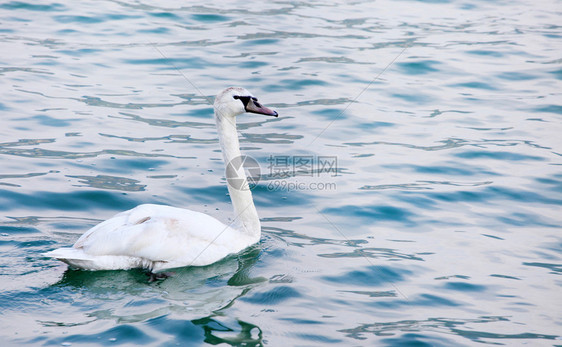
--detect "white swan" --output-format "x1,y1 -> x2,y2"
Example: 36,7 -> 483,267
44,87 -> 278,272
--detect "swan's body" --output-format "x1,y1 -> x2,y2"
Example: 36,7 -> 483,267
44,87 -> 278,272
45,204 -> 251,272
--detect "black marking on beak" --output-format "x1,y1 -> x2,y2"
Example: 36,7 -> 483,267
234,95 -> 278,117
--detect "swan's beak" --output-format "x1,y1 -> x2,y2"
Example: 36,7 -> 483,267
245,98 -> 278,117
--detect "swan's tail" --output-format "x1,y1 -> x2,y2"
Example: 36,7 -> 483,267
44,247 -> 148,271
43,247 -> 99,270
44,247 -> 89,260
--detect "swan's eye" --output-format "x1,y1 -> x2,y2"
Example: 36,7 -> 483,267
233,95 -> 251,108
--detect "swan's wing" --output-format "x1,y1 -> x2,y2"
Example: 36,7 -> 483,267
73,204 -> 238,266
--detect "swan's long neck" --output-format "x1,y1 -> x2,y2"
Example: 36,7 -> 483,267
215,111 -> 261,238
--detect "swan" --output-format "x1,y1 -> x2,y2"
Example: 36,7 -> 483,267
44,87 -> 278,272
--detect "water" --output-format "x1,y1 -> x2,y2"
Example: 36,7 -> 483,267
1,0 -> 561,345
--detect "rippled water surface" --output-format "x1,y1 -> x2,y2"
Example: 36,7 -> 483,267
1,0 -> 561,345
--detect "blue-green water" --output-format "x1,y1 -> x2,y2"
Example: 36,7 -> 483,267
1,0 -> 561,345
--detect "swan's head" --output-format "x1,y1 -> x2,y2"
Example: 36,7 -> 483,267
214,87 -> 278,119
